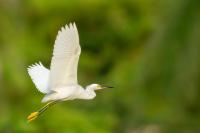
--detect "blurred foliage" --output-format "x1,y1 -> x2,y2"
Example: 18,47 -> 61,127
0,0 -> 200,132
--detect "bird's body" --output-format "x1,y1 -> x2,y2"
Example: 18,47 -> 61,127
42,85 -> 83,102
27,22 -> 112,122
42,84 -> 96,102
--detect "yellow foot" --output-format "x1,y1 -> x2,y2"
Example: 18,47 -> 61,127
27,112 -> 39,123
27,100 -> 59,123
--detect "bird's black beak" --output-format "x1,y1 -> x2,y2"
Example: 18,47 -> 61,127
101,85 -> 114,89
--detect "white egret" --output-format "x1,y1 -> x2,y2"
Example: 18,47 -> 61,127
27,23 -> 113,122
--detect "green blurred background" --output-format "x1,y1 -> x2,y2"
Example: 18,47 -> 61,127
0,0 -> 200,132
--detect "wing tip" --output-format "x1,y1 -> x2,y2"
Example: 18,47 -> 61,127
58,22 -> 76,36
27,62 -> 49,94
27,61 -> 44,72
56,22 -> 79,42
64,22 -> 77,30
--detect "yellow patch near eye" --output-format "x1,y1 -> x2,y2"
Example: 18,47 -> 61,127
97,85 -> 101,89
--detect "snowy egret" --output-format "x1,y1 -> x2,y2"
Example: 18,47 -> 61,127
27,23 -> 113,122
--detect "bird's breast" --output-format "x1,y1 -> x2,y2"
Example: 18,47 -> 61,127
53,85 -> 83,100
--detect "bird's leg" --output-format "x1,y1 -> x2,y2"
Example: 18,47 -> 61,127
27,100 -> 59,123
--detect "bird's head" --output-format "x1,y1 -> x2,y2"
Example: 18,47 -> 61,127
87,84 -> 113,91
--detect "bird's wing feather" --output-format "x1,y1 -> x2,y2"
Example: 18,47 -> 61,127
49,23 -> 81,90
27,62 -> 50,93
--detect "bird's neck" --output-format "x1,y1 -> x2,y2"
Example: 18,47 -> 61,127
78,87 -> 96,100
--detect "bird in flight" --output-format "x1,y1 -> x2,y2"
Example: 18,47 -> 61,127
27,23 -> 113,122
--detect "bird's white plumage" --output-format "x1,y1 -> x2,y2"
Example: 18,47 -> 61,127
27,23 -> 106,104
49,23 -> 81,90
27,23 -> 80,95
27,62 -> 50,93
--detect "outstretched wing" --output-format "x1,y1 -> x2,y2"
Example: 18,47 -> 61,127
27,62 -> 50,93
49,23 -> 81,90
